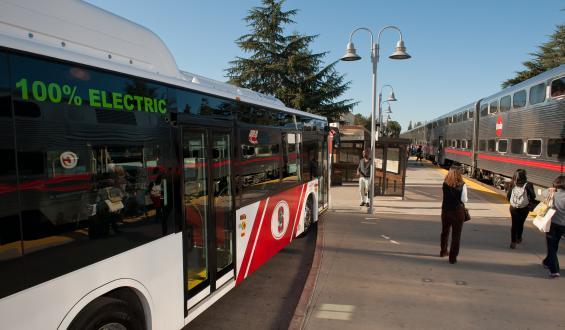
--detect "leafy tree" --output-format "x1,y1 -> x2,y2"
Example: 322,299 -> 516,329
502,24 -> 565,88
353,113 -> 370,130
382,120 -> 401,138
226,0 -> 356,122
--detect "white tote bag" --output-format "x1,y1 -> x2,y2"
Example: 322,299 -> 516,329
533,208 -> 556,232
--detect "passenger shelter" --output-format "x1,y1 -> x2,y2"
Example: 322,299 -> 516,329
374,137 -> 410,198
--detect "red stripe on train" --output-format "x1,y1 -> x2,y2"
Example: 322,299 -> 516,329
477,153 -> 563,172
445,148 -> 472,157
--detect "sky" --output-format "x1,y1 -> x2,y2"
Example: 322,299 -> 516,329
85,0 -> 563,131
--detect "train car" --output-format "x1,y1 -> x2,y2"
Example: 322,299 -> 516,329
474,65 -> 564,191
402,64 -> 564,194
437,101 -> 479,173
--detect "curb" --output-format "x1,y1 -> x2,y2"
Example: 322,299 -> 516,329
288,215 -> 325,330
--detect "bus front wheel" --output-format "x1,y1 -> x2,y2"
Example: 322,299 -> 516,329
69,296 -> 145,330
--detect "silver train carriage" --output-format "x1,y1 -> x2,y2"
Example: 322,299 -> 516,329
401,64 -> 564,193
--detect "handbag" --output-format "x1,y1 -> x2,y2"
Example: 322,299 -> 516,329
464,207 -> 471,222
532,193 -> 553,217
533,208 -> 555,232
104,187 -> 124,213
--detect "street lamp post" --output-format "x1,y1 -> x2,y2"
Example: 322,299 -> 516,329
341,26 -> 410,214
378,85 -> 397,136
380,100 -> 393,137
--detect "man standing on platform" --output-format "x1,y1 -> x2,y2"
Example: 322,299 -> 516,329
357,149 -> 371,206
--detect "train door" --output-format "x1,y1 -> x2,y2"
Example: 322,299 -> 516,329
437,136 -> 445,166
182,126 -> 235,310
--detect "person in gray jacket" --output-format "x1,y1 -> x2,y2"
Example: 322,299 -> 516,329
543,175 -> 565,278
357,149 -> 371,206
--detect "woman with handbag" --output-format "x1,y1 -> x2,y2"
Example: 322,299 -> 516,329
440,166 -> 468,264
506,169 -> 536,249
543,176 -> 565,278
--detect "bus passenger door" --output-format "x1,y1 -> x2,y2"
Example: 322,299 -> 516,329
182,127 -> 235,311
210,130 -> 234,288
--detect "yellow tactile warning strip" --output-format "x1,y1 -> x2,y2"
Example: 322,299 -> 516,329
436,167 -> 509,203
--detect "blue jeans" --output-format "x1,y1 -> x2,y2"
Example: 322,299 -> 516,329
544,222 -> 565,274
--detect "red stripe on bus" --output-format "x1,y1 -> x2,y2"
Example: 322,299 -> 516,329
290,184 -> 306,240
445,148 -> 472,157
236,199 -> 268,284
477,153 -> 563,172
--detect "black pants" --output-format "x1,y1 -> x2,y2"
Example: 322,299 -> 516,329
509,206 -> 529,243
544,222 -> 565,274
441,207 -> 465,263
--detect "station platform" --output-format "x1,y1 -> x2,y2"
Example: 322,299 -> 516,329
295,159 -> 565,330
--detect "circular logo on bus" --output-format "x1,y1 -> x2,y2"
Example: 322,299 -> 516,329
60,151 -> 78,169
496,116 -> 503,137
271,200 -> 290,240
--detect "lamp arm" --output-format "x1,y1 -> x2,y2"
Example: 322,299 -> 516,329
375,25 -> 404,62
348,27 -> 374,46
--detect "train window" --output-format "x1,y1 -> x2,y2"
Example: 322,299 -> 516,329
511,139 -> 523,154
456,140 -> 461,148
478,140 -> 486,151
480,103 -> 488,117
497,139 -> 508,153
512,90 -> 527,109
547,138 -> 565,159
500,95 -> 511,112
461,140 -> 467,149
467,139 -> 473,149
526,139 -> 542,156
550,77 -> 564,98
468,109 -> 474,119
529,83 -> 546,105
489,101 -> 498,114
487,140 -> 496,152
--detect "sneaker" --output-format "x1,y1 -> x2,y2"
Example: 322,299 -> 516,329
549,273 -> 560,278
440,251 -> 448,257
517,238 -> 522,244
509,243 -> 516,249
360,202 -> 366,206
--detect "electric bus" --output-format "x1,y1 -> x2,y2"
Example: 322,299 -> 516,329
0,1 -> 329,328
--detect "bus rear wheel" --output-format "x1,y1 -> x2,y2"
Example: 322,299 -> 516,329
69,296 -> 144,330
303,196 -> 314,232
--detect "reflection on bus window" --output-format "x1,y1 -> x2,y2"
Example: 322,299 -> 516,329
238,128 -> 281,206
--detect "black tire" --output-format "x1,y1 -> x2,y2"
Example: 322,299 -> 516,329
69,296 -> 145,330
303,196 -> 314,232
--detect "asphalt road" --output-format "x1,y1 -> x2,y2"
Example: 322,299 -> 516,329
185,223 -> 317,330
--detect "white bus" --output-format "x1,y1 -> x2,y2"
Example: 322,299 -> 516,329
0,1 -> 329,328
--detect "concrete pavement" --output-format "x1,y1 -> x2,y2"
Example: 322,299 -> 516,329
302,160 -> 565,330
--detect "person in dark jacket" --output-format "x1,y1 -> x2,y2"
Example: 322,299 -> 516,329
506,169 -> 536,249
440,166 -> 468,264
543,175 -> 565,278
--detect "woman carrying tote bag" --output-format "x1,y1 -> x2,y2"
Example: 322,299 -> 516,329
543,175 -> 565,278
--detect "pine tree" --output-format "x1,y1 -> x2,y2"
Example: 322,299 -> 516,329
226,0 -> 356,122
502,24 -> 565,88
